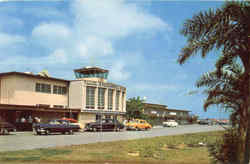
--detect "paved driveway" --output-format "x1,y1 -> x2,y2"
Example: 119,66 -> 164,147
0,124 -> 225,152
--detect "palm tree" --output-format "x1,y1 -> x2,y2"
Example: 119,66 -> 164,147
179,1 -> 250,164
196,61 -> 247,163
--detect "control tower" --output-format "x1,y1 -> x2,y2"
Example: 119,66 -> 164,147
74,66 -> 109,82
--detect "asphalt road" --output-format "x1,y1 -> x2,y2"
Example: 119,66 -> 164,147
0,124 -> 225,152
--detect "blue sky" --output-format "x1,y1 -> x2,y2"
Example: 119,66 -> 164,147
0,0 -> 229,119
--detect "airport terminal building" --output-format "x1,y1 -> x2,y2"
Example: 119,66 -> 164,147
0,66 -> 126,130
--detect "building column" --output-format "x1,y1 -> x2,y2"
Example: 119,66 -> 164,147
95,87 -> 98,110
119,90 -> 122,112
123,91 -> 126,112
112,89 -> 116,111
82,82 -> 86,111
104,88 -> 108,111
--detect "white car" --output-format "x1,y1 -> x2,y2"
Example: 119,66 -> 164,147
163,120 -> 178,127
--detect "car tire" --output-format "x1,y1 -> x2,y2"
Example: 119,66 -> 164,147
116,127 -> 120,132
2,128 -> 8,135
69,129 -> 74,135
45,130 -> 50,135
36,131 -> 41,135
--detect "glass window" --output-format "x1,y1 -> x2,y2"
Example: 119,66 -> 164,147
121,92 -> 125,111
98,88 -> 105,109
86,86 -> 95,109
108,89 -> 113,110
116,91 -> 120,111
53,85 -> 67,95
35,83 -> 51,94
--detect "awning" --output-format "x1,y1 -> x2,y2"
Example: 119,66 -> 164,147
0,104 -> 80,113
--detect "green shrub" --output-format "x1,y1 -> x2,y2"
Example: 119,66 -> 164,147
207,128 -> 239,164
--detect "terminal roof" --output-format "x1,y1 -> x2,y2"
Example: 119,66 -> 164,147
74,66 -> 109,74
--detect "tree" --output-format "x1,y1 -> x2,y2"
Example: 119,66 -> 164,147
196,61 -> 246,163
126,97 -> 145,119
178,1 -> 250,164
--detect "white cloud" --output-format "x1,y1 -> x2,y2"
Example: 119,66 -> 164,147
109,61 -> 131,81
0,0 -> 168,82
22,6 -> 65,18
47,49 -> 68,64
0,33 -> 25,47
26,0 -> 168,81
32,23 -> 71,49
72,0 -> 168,39
131,83 -> 180,92
75,36 -> 114,58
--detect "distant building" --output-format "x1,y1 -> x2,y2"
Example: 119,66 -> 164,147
142,103 -> 190,119
0,66 -> 126,130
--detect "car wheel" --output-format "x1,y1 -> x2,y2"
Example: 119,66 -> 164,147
45,130 -> 50,135
2,128 -> 8,135
36,131 -> 41,135
69,129 -> 74,135
116,127 -> 120,132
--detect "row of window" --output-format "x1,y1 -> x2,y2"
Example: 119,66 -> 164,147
35,83 -> 67,95
86,86 -> 125,110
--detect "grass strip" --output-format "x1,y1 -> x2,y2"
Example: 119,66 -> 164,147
0,131 -> 224,164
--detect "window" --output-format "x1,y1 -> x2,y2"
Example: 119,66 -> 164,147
98,88 -> 105,109
105,115 -> 111,119
53,85 -> 67,95
116,91 -> 120,111
86,86 -> 95,109
96,114 -> 102,121
35,83 -> 51,93
108,89 -> 113,110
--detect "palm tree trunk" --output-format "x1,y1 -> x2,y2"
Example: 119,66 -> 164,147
243,61 -> 250,164
237,107 -> 247,164
244,121 -> 250,164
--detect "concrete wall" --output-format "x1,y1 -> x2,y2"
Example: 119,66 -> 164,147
78,113 -> 96,127
0,75 -> 68,107
69,81 -> 84,109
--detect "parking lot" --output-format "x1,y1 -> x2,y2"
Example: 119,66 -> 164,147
0,124 -> 225,152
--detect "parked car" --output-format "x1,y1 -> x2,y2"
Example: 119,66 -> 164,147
178,120 -> 190,125
198,119 -> 213,125
0,121 -> 16,135
61,117 -> 84,130
126,119 -> 152,131
162,120 -> 178,127
34,119 -> 80,135
85,119 -> 124,132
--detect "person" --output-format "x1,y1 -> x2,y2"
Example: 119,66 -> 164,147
34,117 -> 40,123
28,116 -> 33,123
20,117 -> 26,123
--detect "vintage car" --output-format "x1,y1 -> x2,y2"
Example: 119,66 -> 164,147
61,117 -> 84,130
126,119 -> 152,131
85,119 -> 124,132
198,119 -> 213,125
0,121 -> 16,135
34,119 -> 80,135
162,120 -> 178,127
